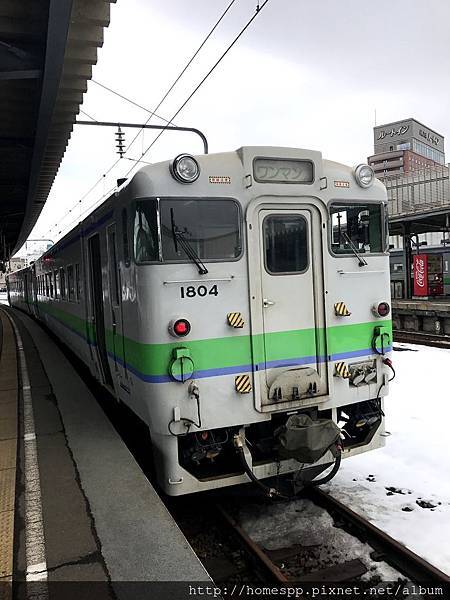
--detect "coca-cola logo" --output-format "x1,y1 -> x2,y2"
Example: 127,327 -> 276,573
415,258 -> 426,288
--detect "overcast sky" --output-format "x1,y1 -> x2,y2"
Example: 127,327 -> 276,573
24,0 -> 450,253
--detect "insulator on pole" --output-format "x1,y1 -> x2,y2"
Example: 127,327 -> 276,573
115,125 -> 126,158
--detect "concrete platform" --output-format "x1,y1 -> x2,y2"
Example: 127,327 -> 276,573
392,299 -> 450,335
393,298 -> 450,312
0,306 -> 209,596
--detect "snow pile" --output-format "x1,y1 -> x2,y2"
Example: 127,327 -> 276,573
327,344 -> 450,575
239,499 -> 401,581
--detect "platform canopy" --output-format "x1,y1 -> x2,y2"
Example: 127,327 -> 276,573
0,0 -> 115,262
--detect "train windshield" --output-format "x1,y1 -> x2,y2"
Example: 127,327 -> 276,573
134,198 -> 241,263
330,202 -> 386,255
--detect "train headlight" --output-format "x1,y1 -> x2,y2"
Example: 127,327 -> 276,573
170,154 -> 200,183
354,164 -> 375,188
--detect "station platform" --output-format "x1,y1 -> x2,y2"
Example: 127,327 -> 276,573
392,298 -> 450,335
0,305 -> 209,596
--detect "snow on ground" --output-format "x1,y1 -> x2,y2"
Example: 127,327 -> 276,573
326,343 -> 450,575
239,499 -> 402,582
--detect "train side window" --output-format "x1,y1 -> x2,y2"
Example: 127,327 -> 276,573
49,272 -> 54,297
75,264 -> 81,301
45,274 -> 49,297
54,270 -> 59,298
263,214 -> 308,274
67,265 -> 75,301
134,200 -> 158,263
122,208 -> 130,267
60,268 -> 66,299
107,229 -> 120,306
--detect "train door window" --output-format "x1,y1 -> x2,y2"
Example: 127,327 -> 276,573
263,215 -> 308,274
107,228 -> 120,306
54,270 -> 59,298
60,268 -> 66,299
75,263 -> 81,301
134,200 -> 158,263
122,208 -> 130,267
67,265 -> 75,301
330,203 -> 384,255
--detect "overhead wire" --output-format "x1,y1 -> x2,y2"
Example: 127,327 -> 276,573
90,80 -> 176,125
79,109 -> 98,122
47,0 -> 239,240
124,0 -> 270,178
121,0 -> 239,159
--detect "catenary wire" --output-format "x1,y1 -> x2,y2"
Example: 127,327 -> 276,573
124,0 -> 270,178
47,1 -> 239,239
122,0 -> 239,158
91,80 -> 176,125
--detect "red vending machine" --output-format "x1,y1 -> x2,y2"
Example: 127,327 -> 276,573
413,254 -> 444,297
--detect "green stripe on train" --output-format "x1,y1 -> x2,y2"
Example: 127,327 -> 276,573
36,301 -> 391,377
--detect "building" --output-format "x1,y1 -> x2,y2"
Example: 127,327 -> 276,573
0,257 -> 27,291
368,118 -> 445,178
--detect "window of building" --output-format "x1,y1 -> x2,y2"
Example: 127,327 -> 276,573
264,214 -> 308,274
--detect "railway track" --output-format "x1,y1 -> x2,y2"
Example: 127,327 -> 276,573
216,489 -> 450,586
394,329 -> 450,349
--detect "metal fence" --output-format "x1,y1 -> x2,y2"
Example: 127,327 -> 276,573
383,164 -> 450,217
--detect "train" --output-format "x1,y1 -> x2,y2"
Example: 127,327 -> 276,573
390,245 -> 450,299
7,146 -> 393,496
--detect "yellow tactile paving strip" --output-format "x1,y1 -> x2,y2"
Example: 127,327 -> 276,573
0,308 -> 18,584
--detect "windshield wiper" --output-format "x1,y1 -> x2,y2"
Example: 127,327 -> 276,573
170,208 -> 208,275
342,232 -> 368,267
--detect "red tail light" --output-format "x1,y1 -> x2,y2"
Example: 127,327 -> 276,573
173,318 -> 191,337
377,302 -> 390,317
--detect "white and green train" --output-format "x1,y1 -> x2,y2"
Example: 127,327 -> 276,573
7,147 -> 393,496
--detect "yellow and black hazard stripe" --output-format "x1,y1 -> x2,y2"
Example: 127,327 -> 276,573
227,312 -> 245,328
334,362 -> 350,379
334,302 -> 351,317
235,374 -> 252,393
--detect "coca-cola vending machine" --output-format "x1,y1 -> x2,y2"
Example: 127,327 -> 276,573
413,254 -> 444,297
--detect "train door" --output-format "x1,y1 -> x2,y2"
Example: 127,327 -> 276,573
88,234 -> 114,388
106,224 -> 128,385
256,204 -> 328,411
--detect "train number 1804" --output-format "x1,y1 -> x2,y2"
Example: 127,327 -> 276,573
180,284 -> 219,299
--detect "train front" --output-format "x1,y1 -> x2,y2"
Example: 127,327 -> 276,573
126,147 -> 392,496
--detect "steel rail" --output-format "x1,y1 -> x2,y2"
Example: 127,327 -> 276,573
216,504 -> 289,583
306,488 -> 450,585
393,329 -> 450,349
217,491 -> 450,586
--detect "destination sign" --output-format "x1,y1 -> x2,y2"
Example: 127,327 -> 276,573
253,158 -> 314,184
